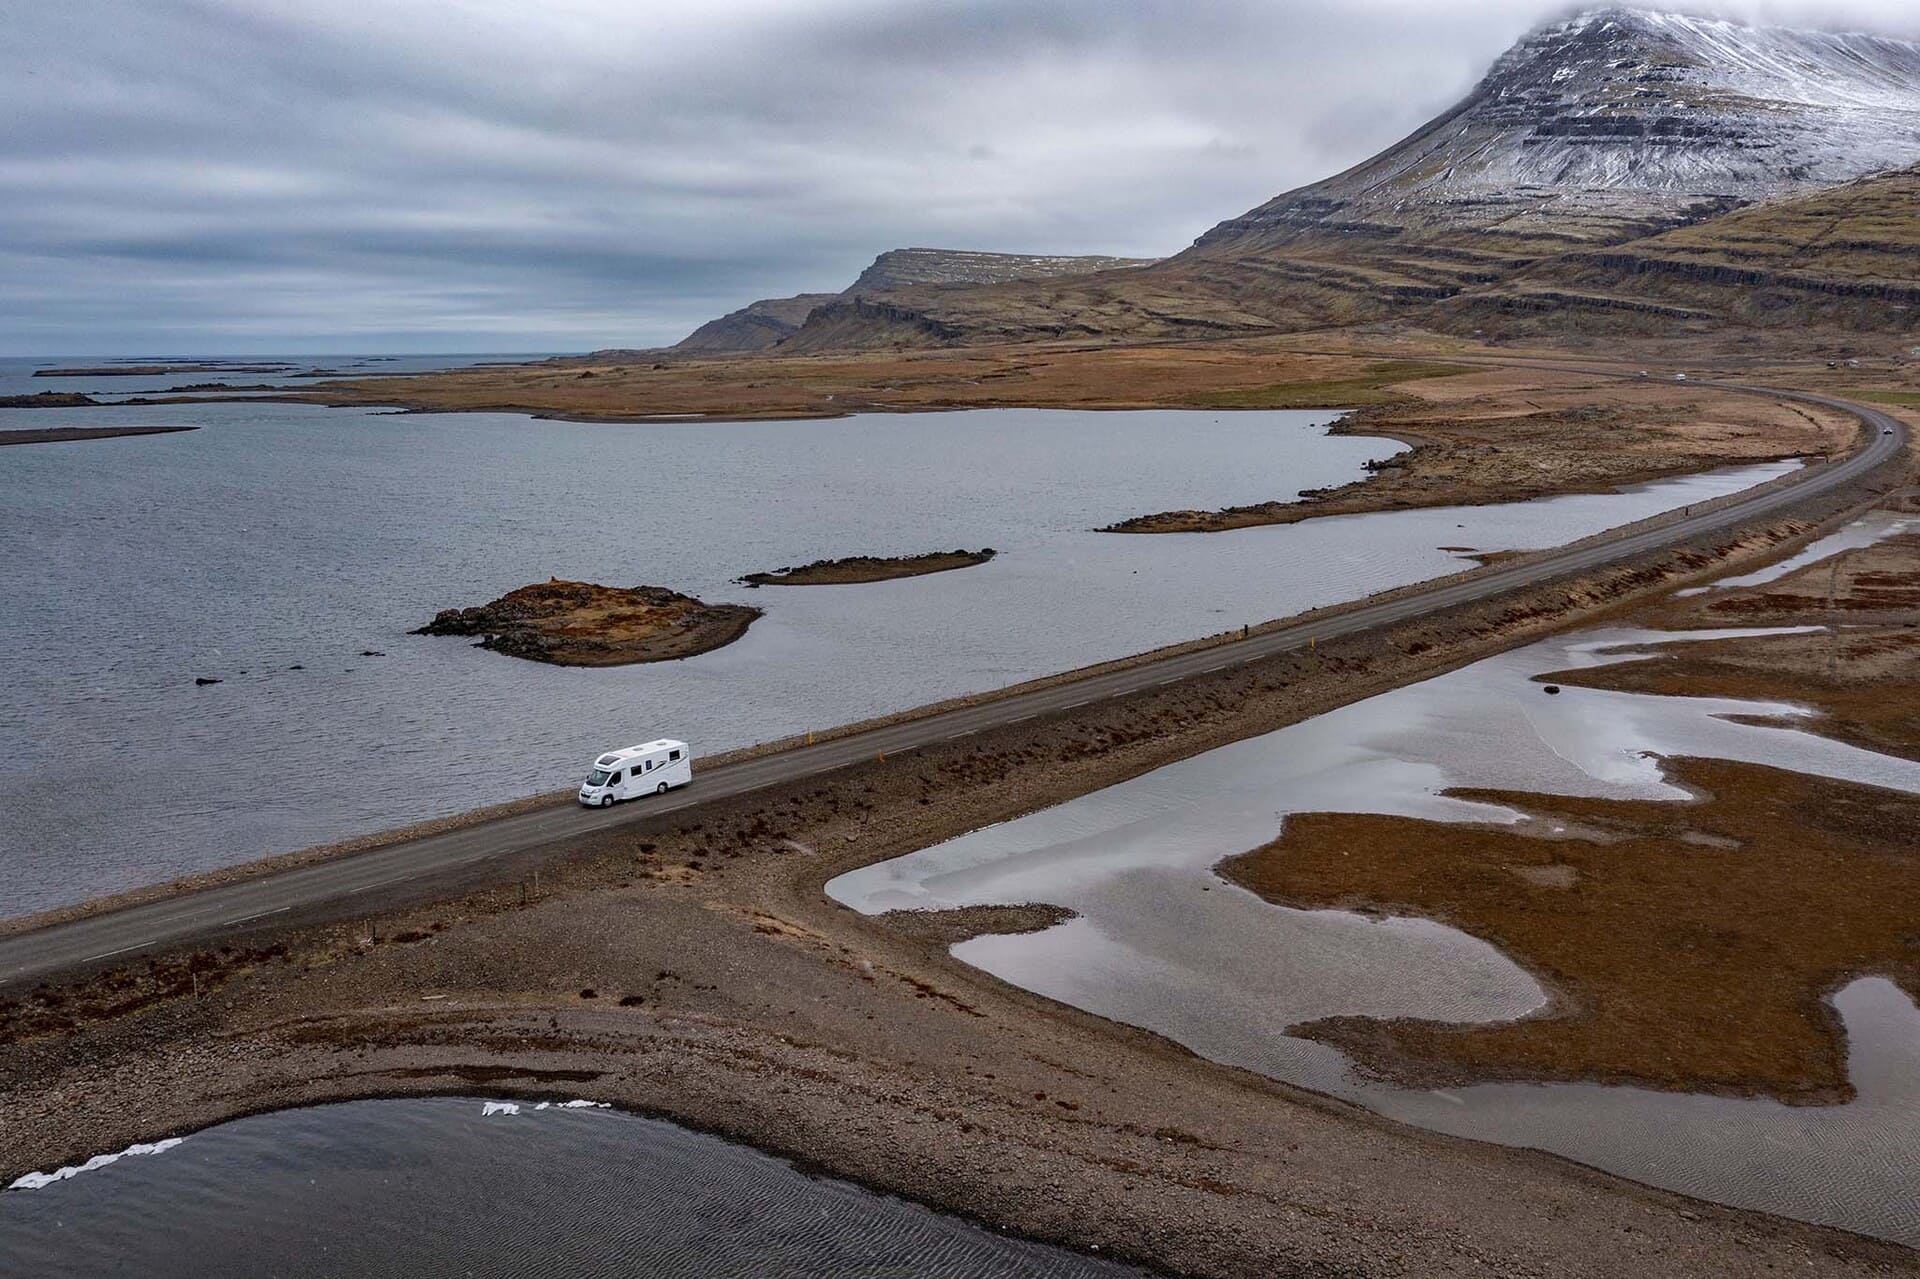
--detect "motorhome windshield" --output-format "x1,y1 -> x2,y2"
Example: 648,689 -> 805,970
587,768 -> 612,787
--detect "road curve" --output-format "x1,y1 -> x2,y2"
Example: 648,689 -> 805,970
1,381 -> 1905,987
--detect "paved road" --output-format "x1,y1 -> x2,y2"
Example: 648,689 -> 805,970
1,381 -> 1904,987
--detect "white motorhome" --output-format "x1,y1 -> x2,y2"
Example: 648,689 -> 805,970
578,739 -> 692,807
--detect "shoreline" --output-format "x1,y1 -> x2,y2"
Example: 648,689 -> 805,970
1101,391 -> 1849,533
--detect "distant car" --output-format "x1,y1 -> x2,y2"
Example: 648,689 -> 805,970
1636,370 -> 1650,379
1674,373 -> 1688,381
578,739 -> 692,807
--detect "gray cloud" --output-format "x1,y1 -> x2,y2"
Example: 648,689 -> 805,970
2,0 -> 1914,354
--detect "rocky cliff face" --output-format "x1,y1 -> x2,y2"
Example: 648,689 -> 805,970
673,249 -> 1157,353
672,294 -> 840,355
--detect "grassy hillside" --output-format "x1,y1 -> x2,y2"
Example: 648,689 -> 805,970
1440,167 -> 1920,336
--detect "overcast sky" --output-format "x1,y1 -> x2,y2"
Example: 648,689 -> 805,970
3,1 -> 1914,355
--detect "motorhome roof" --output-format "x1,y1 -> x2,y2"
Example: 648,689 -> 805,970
595,739 -> 685,766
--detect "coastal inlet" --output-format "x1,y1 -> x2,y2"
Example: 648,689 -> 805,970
0,398 -> 1796,915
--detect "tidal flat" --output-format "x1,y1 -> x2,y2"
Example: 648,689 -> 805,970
830,499 -> 1920,1245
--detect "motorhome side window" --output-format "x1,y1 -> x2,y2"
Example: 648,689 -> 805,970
643,759 -> 654,771
670,750 -> 682,761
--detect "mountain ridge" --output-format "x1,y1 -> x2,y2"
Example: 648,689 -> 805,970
674,247 -> 1158,353
759,6 -> 1920,352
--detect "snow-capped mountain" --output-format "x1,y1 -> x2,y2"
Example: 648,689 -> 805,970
716,8 -> 1920,352
1196,7 -> 1920,252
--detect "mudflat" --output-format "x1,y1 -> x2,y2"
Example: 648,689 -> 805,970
1224,757 -> 1919,1099
414,579 -> 759,666
1219,478 -> 1920,1101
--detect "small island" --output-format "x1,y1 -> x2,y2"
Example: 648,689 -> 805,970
0,392 -> 103,408
0,424 -> 199,447
32,363 -> 294,377
740,548 -> 995,587
414,579 -> 759,665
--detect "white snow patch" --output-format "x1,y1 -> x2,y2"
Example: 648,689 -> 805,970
1240,7 -> 1920,229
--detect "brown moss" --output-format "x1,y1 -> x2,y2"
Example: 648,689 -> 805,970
1221,757 -> 1920,1100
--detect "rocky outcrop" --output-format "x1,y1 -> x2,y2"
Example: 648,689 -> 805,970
673,293 -> 840,354
774,298 -> 975,352
415,579 -> 758,666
